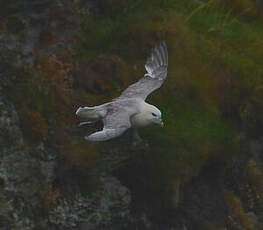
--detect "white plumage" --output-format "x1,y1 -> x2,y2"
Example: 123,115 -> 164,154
76,42 -> 168,142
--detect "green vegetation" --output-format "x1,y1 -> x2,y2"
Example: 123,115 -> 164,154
224,189 -> 256,230
5,54 -> 74,144
72,0 -> 263,226
74,0 -> 263,197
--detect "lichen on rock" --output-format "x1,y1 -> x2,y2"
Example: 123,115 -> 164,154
49,176 -> 132,229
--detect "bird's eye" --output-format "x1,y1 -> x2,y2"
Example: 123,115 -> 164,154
152,113 -> 157,117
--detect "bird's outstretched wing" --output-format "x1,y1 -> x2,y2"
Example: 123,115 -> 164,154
118,42 -> 168,101
85,105 -> 131,141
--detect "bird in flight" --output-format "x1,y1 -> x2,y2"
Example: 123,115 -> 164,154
76,42 -> 168,142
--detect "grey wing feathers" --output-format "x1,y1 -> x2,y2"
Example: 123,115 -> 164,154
85,105 -> 131,141
145,41 -> 168,78
118,42 -> 168,100
85,127 -> 128,141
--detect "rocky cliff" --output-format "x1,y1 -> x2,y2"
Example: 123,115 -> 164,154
1,0 -> 263,230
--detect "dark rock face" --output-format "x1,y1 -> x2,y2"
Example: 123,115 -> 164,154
0,93 -> 133,229
256,0 -> 263,11
0,1 -> 134,229
50,176 -> 131,229
0,91 -> 54,228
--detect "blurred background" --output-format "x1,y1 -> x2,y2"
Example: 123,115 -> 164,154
1,0 -> 263,229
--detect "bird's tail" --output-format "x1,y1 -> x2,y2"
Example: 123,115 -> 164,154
76,104 -> 107,121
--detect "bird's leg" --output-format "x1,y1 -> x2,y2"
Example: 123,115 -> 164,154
131,129 -> 149,149
132,128 -> 143,146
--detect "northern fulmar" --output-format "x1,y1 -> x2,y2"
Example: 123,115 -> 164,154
76,42 -> 168,142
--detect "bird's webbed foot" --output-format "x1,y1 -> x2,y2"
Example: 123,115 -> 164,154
131,129 -> 149,148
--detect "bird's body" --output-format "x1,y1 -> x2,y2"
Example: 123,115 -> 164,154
76,42 -> 168,142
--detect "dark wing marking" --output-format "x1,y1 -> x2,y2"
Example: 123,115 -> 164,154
85,105 -> 131,141
118,42 -> 168,100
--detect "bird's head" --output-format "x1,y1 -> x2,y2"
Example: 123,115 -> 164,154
146,104 -> 163,127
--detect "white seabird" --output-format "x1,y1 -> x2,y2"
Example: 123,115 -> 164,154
76,42 -> 168,142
